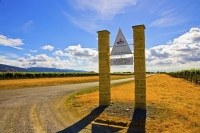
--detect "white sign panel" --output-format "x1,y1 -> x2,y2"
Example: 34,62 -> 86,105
111,57 -> 133,66
111,28 -> 132,55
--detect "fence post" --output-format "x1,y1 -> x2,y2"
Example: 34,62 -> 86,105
190,74 -> 192,83
195,74 -> 197,84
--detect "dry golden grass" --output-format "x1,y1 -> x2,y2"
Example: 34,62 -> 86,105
67,74 -> 200,132
0,75 -> 133,90
145,74 -> 200,132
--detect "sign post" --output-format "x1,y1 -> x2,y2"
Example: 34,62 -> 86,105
97,30 -> 111,106
132,25 -> 146,110
97,25 -> 146,110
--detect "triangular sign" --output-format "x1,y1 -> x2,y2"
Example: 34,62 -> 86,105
111,28 -> 132,55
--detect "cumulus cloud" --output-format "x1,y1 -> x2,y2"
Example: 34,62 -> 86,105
146,27 -> 200,71
28,54 -> 53,62
0,55 -> 23,67
16,54 -> 75,69
18,57 -> 27,62
173,28 -> 200,43
53,50 -> 68,56
0,34 -> 24,49
54,44 -> 98,64
65,44 -> 97,57
1,43 -> 99,71
42,45 -> 54,51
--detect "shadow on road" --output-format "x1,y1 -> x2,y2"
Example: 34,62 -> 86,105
91,123 -> 124,133
57,106 -> 107,133
127,108 -> 146,133
57,107 -> 146,133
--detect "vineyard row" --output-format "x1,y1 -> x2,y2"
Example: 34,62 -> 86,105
168,69 -> 200,85
0,72 -> 133,80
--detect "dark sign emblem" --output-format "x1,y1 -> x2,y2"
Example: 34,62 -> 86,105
117,39 -> 124,44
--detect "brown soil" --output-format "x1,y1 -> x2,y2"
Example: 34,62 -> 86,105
66,74 -> 200,133
0,75 -> 133,90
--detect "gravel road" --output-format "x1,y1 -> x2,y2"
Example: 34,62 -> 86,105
0,78 -> 135,133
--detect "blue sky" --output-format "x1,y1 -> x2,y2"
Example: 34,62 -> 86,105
0,0 -> 200,72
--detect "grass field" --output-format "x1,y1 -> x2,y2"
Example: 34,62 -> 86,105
66,74 -> 200,132
0,75 -> 133,90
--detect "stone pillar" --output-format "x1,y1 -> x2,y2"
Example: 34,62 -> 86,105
132,25 -> 146,109
97,30 -> 111,106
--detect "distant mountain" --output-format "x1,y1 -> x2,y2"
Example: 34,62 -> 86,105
27,67 -> 85,72
0,64 -> 28,72
0,64 -> 86,72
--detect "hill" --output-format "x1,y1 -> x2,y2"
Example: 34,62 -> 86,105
0,64 -> 86,72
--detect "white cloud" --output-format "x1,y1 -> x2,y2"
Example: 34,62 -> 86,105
18,57 -> 27,62
30,50 -> 37,52
16,54 -> 74,69
0,43 -> 99,71
42,45 -> 54,51
53,50 -> 68,56
0,55 -> 23,67
0,34 -> 24,49
73,0 -> 136,20
65,0 -> 137,32
65,44 -> 97,57
54,44 -> 98,64
173,28 -> 200,43
145,27 -> 200,71
28,54 -> 53,62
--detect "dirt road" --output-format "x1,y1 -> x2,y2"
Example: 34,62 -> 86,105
0,78 -> 137,133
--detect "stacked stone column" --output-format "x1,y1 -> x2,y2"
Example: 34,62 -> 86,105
97,30 -> 111,106
132,25 -> 146,110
